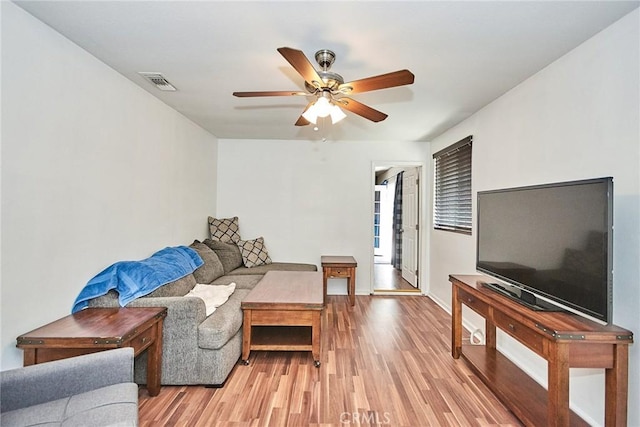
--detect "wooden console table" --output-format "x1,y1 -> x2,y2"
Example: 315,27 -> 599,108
321,255 -> 357,306
17,307 -> 167,396
450,275 -> 633,427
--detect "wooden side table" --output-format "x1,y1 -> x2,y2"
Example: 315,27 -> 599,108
16,307 -> 167,396
321,255 -> 357,306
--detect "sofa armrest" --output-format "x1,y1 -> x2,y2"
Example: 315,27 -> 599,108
88,292 -> 207,384
89,292 -> 207,337
125,296 -> 206,382
126,296 -> 206,337
0,347 -> 134,413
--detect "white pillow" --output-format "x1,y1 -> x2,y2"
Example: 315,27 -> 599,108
185,283 -> 236,316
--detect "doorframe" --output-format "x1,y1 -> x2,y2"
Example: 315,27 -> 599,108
370,160 -> 428,296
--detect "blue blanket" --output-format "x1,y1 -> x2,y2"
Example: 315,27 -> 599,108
72,246 -> 203,313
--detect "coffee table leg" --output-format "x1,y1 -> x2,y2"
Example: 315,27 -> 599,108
322,269 -> 328,306
241,309 -> 251,364
312,311 -> 321,367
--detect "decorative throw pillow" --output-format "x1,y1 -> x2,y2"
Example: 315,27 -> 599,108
189,241 -> 225,283
237,237 -> 272,268
202,239 -> 244,274
208,216 -> 241,243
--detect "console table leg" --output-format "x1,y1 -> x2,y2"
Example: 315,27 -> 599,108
548,343 -> 570,426
605,344 -> 628,427
451,286 -> 462,359
485,319 -> 496,349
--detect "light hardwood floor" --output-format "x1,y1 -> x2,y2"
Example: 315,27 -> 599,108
138,295 -> 522,426
373,263 -> 417,291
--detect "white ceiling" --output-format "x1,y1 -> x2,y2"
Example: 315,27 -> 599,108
14,1 -> 639,142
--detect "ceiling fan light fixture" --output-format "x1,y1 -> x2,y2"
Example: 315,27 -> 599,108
314,96 -> 333,117
329,104 -> 347,124
303,97 -> 346,125
302,103 -> 319,124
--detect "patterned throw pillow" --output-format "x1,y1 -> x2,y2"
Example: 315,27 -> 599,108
208,216 -> 241,243
237,237 -> 272,268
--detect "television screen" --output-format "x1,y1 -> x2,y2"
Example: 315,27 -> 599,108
476,177 -> 613,324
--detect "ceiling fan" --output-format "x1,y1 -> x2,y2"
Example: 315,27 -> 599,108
232,47 -> 415,126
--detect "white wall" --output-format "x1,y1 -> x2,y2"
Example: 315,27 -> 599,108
216,140 -> 429,296
1,3 -> 218,369
429,10 -> 639,426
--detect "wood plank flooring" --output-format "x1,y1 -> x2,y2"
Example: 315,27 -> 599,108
138,295 -> 522,426
373,263 -> 417,291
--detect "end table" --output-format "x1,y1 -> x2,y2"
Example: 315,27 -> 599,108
16,307 -> 167,396
321,255 -> 357,306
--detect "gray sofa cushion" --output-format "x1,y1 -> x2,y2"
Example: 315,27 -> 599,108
1,383 -> 138,427
87,289 -> 120,308
228,262 -> 317,276
190,241 -> 225,283
198,289 -> 251,350
145,273 -> 196,297
203,239 -> 243,274
211,274 -> 263,290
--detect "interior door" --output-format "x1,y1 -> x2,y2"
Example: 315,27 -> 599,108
401,168 -> 419,287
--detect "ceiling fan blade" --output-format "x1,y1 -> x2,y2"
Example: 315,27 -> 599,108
295,116 -> 311,126
295,102 -> 314,126
233,91 -> 307,97
337,98 -> 388,122
277,47 -> 324,88
338,70 -> 415,94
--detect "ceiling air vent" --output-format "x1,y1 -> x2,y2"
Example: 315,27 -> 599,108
138,72 -> 177,91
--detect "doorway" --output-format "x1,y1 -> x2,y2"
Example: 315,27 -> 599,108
372,163 -> 422,294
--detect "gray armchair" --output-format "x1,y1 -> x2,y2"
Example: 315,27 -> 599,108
1,348 -> 138,426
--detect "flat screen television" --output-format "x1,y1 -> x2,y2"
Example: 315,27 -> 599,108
476,177 -> 613,324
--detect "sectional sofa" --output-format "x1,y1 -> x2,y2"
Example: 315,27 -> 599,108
87,239 -> 317,386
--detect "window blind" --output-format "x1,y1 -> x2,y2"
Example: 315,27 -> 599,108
433,136 -> 473,234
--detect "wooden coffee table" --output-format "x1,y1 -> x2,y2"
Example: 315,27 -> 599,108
241,271 -> 324,367
16,307 -> 167,396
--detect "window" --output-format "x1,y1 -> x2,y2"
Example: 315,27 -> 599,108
433,135 -> 473,234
